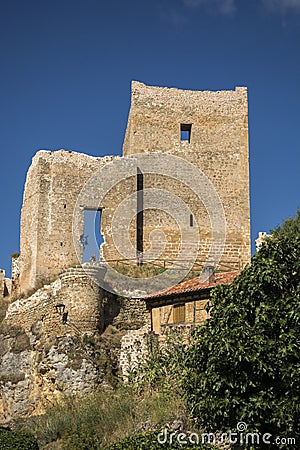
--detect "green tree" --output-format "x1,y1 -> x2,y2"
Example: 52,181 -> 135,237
183,211 -> 300,448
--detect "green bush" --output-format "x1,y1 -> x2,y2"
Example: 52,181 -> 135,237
0,429 -> 39,450
183,210 -> 300,449
108,431 -> 213,449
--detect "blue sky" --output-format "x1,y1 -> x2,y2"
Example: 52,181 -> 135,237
0,0 -> 299,276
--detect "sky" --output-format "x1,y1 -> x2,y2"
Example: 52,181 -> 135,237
0,0 -> 299,276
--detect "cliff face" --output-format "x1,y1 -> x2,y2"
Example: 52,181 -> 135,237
0,327 -> 108,422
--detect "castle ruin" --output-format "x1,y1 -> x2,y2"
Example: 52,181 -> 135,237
14,81 -> 250,296
0,81 -> 251,421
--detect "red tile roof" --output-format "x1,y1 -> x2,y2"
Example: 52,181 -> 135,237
144,270 -> 240,300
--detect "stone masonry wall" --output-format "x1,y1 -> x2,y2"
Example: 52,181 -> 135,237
0,270 -> 151,421
111,296 -> 150,331
0,267 -> 115,422
19,150 -> 102,293
123,81 -> 251,269
19,150 -> 137,294
119,327 -> 150,379
58,265 -> 106,334
4,266 -> 105,337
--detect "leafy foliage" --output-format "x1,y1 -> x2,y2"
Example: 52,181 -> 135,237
0,429 -> 39,450
183,211 -> 300,448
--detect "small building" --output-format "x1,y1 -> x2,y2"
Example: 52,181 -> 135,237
255,231 -> 272,251
144,271 -> 240,335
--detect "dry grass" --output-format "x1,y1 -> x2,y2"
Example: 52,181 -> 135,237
110,262 -> 201,282
110,262 -> 165,278
21,386 -> 186,449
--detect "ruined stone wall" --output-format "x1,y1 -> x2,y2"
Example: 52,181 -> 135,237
119,327 -> 150,379
4,266 -> 105,337
19,150 -> 99,293
4,279 -> 67,336
19,150 -> 137,294
18,82 -> 250,294
58,265 -> 106,334
123,81 -> 251,269
110,296 -> 150,331
0,267 -> 116,421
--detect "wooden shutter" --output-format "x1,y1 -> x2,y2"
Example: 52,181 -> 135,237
173,304 -> 185,323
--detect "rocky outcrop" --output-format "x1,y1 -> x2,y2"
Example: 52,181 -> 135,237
0,331 -> 103,422
0,269 -> 122,423
0,320 -> 124,423
0,267 -> 150,423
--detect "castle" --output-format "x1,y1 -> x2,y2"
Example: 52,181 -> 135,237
11,81 -> 250,296
0,81 -> 250,421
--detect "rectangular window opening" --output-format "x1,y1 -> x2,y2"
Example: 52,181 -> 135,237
82,208 -> 103,263
180,123 -> 192,143
173,304 -> 185,323
190,214 -> 194,227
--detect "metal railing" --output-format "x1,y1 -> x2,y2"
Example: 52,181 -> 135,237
102,258 -> 241,272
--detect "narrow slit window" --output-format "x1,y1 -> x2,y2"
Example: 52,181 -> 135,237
190,214 -> 194,227
136,169 -> 144,257
180,123 -> 192,143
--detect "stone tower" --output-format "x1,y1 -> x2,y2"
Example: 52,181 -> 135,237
123,81 -> 250,269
